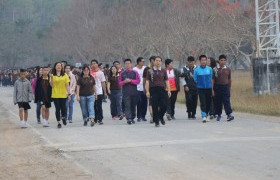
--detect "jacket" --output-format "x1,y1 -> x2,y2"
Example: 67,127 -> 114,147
68,72 -> 77,95
13,78 -> 33,104
118,69 -> 140,96
180,65 -> 197,90
35,76 -> 52,103
194,66 -> 213,89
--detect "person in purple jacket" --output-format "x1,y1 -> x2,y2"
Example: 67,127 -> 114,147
118,59 -> 140,125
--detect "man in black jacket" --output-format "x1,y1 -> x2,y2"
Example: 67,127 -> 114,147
181,56 -> 198,119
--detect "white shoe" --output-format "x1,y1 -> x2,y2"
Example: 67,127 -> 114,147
206,117 -> 210,122
20,120 -> 25,128
23,121 -> 27,128
43,120 -> 49,127
202,117 -> 207,123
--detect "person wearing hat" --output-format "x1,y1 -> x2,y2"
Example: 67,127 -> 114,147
13,69 -> 33,128
180,56 -> 198,120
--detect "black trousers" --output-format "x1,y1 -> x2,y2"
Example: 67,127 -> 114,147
167,91 -> 178,117
94,95 -> 103,121
185,90 -> 198,115
53,98 -> 67,122
214,84 -> 233,116
198,89 -> 212,118
123,94 -> 138,120
137,91 -> 148,119
150,87 -> 168,124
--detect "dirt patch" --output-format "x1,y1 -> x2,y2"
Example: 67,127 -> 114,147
0,108 -> 92,180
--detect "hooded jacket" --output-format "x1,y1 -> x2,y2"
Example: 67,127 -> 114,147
13,78 -> 33,104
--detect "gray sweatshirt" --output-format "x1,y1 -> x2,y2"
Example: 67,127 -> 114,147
13,78 -> 33,104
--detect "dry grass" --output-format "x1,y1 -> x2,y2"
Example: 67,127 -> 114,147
177,71 -> 280,116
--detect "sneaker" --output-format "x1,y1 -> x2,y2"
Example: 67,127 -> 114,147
112,117 -> 116,120
23,121 -> 27,128
57,123 -> 62,128
150,117 -> 154,124
119,115 -> 124,120
216,115 -> 222,121
210,115 -> 215,120
84,120 -> 88,126
69,120 -> 72,123
131,119 -> 136,124
62,118 -> 67,126
155,123 -> 160,127
142,118 -> 147,121
206,117 -> 210,122
202,117 -> 207,123
191,115 -> 196,120
137,118 -> 142,122
98,120 -> 104,125
166,114 -> 172,121
43,120 -> 49,127
20,120 -> 25,128
90,120 -> 95,127
37,120 -> 41,124
160,119 -> 166,125
188,113 -> 192,119
171,116 -> 176,120
127,120 -> 132,125
227,114 -> 234,121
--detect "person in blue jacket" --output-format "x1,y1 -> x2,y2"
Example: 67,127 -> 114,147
194,55 -> 213,123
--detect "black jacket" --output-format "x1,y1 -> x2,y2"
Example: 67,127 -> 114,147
34,76 -> 52,103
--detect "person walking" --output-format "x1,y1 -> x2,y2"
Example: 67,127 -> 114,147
133,57 -> 148,122
76,65 -> 96,126
107,66 -> 123,120
145,56 -> 171,127
208,57 -> 217,119
13,69 -> 33,128
90,59 -> 107,125
32,67 -> 43,124
194,55 -> 213,123
119,59 -> 140,125
65,65 -> 77,123
50,62 -> 71,128
165,59 -> 181,120
35,67 -> 52,127
181,56 -> 198,119
213,55 -> 234,121
143,56 -> 156,123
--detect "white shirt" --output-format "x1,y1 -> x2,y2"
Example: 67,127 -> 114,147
90,70 -> 106,95
133,66 -> 146,91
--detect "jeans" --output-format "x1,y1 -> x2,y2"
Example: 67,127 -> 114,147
167,91 -> 178,117
109,90 -> 122,117
53,98 -> 67,122
36,102 -> 42,121
80,95 -> 95,121
150,87 -> 168,124
94,95 -> 104,121
66,94 -> 75,121
136,91 -> 148,119
198,89 -> 212,118
123,94 -> 138,120
214,84 -> 233,116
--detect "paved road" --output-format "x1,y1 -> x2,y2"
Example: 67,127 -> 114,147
1,87 -> 280,180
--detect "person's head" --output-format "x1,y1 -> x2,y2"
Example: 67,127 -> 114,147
61,60 -> 68,68
42,67 -> 49,76
53,62 -> 65,76
98,63 -> 103,69
113,61 -> 121,70
149,56 -> 156,66
65,65 -> 72,74
218,54 -> 227,67
199,55 -> 207,67
105,64 -> 109,69
136,57 -> 145,67
110,66 -> 118,76
19,69 -> 27,79
187,56 -> 195,67
124,59 -> 132,69
91,59 -> 99,69
154,56 -> 162,68
36,67 -> 43,77
81,65 -> 91,77
165,59 -> 173,68
208,57 -> 217,69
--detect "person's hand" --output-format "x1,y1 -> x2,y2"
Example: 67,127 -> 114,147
76,96 -> 80,102
168,91 -> 171,98
124,78 -> 131,83
185,86 -> 189,92
68,95 -> 71,102
212,90 -> 215,97
146,92 -> 151,99
107,90 -> 111,95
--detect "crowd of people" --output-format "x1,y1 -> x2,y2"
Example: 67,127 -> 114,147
12,54 -> 234,128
